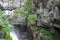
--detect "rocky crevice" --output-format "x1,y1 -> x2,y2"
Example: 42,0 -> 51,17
30,0 -> 60,40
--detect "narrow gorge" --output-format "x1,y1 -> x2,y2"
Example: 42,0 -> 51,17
0,0 -> 60,40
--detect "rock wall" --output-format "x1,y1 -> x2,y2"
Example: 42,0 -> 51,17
31,0 -> 60,28
0,0 -> 60,40
30,0 -> 60,40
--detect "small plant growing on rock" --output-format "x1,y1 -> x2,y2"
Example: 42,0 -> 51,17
54,0 -> 60,7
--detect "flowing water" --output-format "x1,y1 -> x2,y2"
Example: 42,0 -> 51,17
0,0 -> 33,40
9,24 -> 20,40
9,24 -> 33,40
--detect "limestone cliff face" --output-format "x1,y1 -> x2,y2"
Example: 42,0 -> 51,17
0,0 -> 25,10
31,0 -> 60,28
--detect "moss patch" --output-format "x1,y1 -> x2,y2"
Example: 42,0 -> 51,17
37,28 -> 60,40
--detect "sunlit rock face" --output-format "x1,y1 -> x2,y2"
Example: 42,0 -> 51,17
0,0 -> 25,11
31,0 -> 60,28
3,0 -> 20,10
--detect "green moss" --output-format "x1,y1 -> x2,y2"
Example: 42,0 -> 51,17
24,0 -> 31,11
3,27 -> 12,40
1,18 -> 12,40
54,0 -> 60,6
37,28 -> 60,40
0,10 -> 3,16
37,28 -> 50,35
28,14 -> 37,21
28,14 -> 37,25
14,9 -> 28,18
29,14 -> 37,19
31,26 -> 38,30
43,16 -> 47,19
0,38 -> 6,40
55,17 -> 60,20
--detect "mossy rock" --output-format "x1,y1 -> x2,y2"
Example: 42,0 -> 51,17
14,9 -> 28,18
31,26 -> 38,30
54,17 -> 60,24
37,28 -> 60,40
54,0 -> 60,7
0,10 -> 3,16
28,14 -> 37,25
24,0 -> 31,11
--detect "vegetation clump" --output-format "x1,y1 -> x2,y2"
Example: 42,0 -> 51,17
0,10 -> 12,40
54,0 -> 60,7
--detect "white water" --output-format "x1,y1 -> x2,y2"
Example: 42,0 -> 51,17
0,0 -> 26,40
9,19 -> 20,40
4,10 -> 24,40
10,31 -> 19,40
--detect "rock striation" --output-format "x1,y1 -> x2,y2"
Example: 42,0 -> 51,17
30,0 -> 60,40
31,0 -> 60,29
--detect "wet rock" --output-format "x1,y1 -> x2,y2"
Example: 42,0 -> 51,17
9,15 -> 25,25
49,27 -> 56,34
39,33 -> 48,40
10,24 -> 33,40
32,32 -> 48,40
0,4 -> 5,11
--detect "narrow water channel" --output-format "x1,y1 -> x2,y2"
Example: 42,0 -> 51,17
9,24 -> 33,40
9,24 -> 20,40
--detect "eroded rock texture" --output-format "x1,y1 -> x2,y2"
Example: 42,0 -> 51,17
30,0 -> 60,40
31,0 -> 60,29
